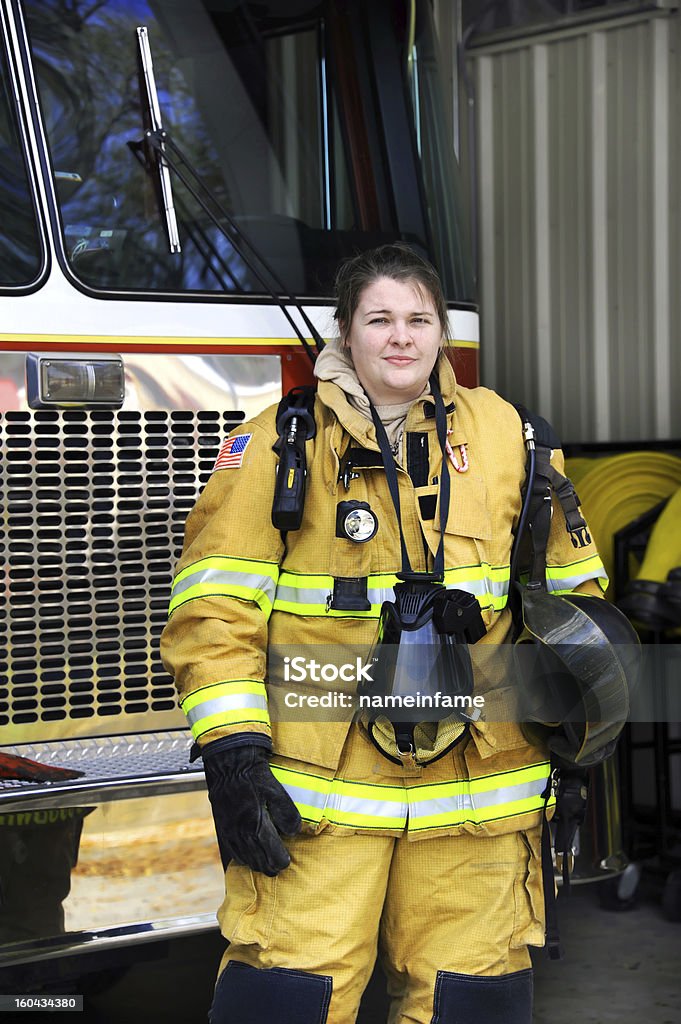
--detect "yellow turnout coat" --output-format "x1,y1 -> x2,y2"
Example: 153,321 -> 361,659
161,355 -> 606,842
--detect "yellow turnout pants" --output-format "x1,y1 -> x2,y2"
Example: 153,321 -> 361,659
214,824 -> 544,1024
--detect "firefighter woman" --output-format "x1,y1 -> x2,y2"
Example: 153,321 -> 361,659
160,244 -> 608,1024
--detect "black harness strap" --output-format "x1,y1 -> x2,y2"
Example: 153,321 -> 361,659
370,404 -> 413,576
541,773 -> 563,960
511,403 -> 595,962
512,405 -> 592,597
526,443 -> 553,589
548,466 -> 592,548
368,371 -> 451,581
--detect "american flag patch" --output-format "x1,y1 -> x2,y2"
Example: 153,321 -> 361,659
214,433 -> 252,470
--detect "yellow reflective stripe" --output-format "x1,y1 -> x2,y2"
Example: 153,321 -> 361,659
270,765 -> 408,828
443,563 -> 509,610
546,554 -> 608,593
276,571 -> 343,590
173,555 -> 279,587
269,762 -> 552,831
170,582 -> 272,616
189,708 -> 270,741
169,556 -> 279,617
273,566 -> 511,617
545,553 -> 605,578
407,762 -> 552,831
181,680 -> 270,739
408,795 -> 555,833
468,762 -> 549,795
274,571 -> 394,618
180,679 -> 267,715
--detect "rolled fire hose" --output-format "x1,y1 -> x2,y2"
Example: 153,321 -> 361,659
562,457 -> 597,488
617,485 -> 681,629
565,452 -> 681,599
635,485 -> 681,582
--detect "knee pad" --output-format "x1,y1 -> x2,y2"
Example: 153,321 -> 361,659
209,960 -> 332,1024
431,968 -> 533,1024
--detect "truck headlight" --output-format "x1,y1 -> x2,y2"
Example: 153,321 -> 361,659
26,354 -> 125,408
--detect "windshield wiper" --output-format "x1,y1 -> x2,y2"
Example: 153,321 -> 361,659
135,26 -> 181,254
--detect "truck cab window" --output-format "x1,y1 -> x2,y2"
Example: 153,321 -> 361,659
0,41 -> 42,286
21,0 -> 381,297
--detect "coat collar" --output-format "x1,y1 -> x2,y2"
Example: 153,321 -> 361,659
317,351 -> 460,452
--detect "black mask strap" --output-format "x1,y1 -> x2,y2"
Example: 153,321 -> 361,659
369,404 -> 413,576
368,370 -> 450,581
430,371 -> 451,580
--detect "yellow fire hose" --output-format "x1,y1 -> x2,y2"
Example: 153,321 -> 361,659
616,484 -> 681,630
562,457 -> 598,488
636,485 -> 681,583
565,452 -> 681,600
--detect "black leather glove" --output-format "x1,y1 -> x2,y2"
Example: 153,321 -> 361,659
200,740 -> 302,876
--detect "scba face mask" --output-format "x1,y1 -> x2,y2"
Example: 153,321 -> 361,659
358,375 -> 488,766
360,577 -> 487,764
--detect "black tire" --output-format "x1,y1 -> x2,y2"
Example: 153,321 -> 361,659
597,867 -> 640,912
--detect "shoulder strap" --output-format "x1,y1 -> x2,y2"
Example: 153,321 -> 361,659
509,405 -> 591,632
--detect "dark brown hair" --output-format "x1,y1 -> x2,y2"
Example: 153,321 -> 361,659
333,242 -> 449,342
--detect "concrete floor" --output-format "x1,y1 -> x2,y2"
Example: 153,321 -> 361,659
1,878 -> 679,1023
531,882 -> 680,1024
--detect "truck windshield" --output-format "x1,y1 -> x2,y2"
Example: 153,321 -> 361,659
0,36 -> 42,286
21,0 -> 475,302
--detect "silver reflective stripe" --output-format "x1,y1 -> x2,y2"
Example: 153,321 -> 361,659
546,572 -> 599,593
367,585 -> 397,605
274,582 -> 396,611
185,693 -> 268,727
275,583 -> 396,604
171,568 -> 277,603
408,790 -> 475,820
277,779 -> 408,823
274,579 -> 507,610
274,770 -> 549,830
278,780 -> 328,812
472,777 -> 547,809
486,578 -> 509,599
324,789 -> 408,821
445,579 -> 508,600
274,584 -> 329,606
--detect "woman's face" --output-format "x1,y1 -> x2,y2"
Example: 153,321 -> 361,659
343,276 -> 443,406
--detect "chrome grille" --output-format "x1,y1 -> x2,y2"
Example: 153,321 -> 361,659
0,409 -> 243,736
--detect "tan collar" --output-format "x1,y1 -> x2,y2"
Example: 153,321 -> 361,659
317,349 -> 459,450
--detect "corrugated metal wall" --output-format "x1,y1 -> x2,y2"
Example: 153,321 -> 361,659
467,9 -> 680,442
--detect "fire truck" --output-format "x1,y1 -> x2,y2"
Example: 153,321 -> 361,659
0,0 -> 478,981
